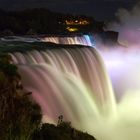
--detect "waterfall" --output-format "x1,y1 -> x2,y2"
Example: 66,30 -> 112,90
41,35 -> 95,47
3,34 -> 140,140
1,32 -> 140,140
9,45 -> 116,138
0,35 -> 95,47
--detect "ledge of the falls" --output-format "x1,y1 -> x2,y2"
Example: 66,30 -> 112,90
0,41 -> 91,53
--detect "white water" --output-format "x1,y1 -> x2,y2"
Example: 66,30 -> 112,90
8,35 -> 140,140
0,35 -> 95,47
41,35 -> 95,47
10,46 -> 116,139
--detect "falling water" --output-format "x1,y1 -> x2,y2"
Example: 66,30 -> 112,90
2,34 -> 140,140
10,46 -> 116,138
41,35 -> 94,46
0,35 -> 95,47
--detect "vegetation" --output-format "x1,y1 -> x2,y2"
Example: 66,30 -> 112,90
0,53 -> 42,140
32,117 -> 96,140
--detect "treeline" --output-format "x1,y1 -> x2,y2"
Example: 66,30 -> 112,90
0,53 -> 96,140
0,8 -> 104,36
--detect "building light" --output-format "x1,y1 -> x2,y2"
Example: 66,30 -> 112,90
66,27 -> 78,32
65,19 -> 90,25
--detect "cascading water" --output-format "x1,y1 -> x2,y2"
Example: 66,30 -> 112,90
1,35 -> 140,140
0,35 -> 95,47
9,46 -> 116,140
41,35 -> 95,47
0,35 -> 114,140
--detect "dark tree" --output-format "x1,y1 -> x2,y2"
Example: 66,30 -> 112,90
32,118 -> 96,140
0,54 -> 42,140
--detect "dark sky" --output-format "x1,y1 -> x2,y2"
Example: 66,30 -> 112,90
0,0 -> 138,20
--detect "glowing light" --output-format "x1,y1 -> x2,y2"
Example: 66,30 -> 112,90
41,36 -> 96,47
66,27 -> 78,32
83,34 -> 96,47
65,19 -> 89,25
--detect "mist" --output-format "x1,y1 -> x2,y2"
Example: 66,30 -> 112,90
106,1 -> 140,47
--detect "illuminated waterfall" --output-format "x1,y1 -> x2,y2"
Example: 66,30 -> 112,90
40,35 -> 95,47
1,35 -> 95,47
9,45 -> 116,140
3,34 -> 140,140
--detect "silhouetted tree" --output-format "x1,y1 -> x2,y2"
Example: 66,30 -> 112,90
32,117 -> 96,140
0,54 -> 42,140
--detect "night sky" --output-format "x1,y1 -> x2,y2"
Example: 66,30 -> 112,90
0,0 -> 138,20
